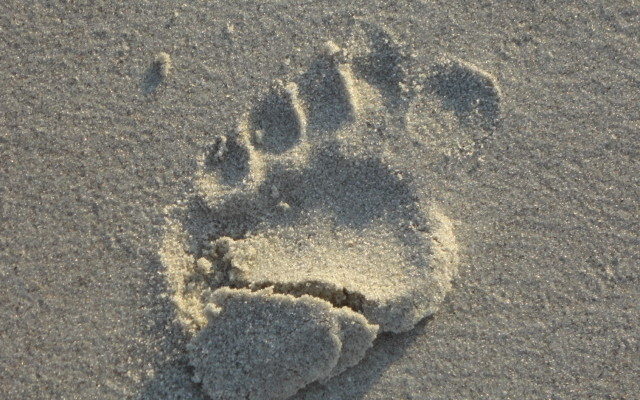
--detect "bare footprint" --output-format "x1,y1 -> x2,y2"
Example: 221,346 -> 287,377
161,20 -> 501,400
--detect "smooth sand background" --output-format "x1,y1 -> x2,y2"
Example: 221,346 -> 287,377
1,1 -> 638,399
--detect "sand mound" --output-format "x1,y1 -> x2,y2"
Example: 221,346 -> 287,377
188,288 -> 377,400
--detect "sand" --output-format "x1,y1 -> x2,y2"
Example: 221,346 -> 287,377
1,1 -> 639,399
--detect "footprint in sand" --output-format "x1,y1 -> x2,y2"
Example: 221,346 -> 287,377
161,20 -> 502,400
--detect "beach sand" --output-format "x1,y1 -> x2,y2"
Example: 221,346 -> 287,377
1,1 -> 638,399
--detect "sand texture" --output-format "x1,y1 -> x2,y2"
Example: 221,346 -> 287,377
1,1 -> 639,399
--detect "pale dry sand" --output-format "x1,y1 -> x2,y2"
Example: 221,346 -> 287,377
1,1 -> 639,399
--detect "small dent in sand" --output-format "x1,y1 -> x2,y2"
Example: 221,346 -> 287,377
142,52 -> 172,94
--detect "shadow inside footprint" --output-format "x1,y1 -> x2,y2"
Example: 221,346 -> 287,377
250,87 -> 303,154
428,61 -> 501,130
268,145 -> 421,228
197,145 -> 424,233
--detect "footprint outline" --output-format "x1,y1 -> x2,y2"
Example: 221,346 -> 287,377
161,19 -> 502,400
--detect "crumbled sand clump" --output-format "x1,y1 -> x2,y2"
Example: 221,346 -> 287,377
188,288 -> 377,400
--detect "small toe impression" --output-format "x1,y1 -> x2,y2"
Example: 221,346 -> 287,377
250,81 -> 306,154
298,42 -> 358,133
188,288 -> 377,400
428,59 -> 502,130
204,134 -> 251,187
349,21 -> 409,107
